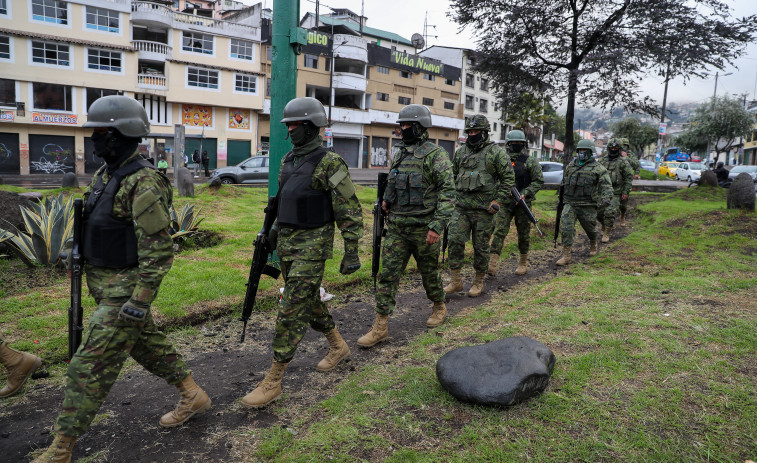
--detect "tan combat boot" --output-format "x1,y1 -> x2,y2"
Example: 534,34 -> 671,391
427,301 -> 447,328
589,240 -> 599,256
159,373 -> 212,427
487,253 -> 499,275
619,212 -> 627,226
0,342 -> 42,398
514,254 -> 528,275
556,246 -> 572,266
601,227 -> 612,243
444,269 -> 463,294
356,313 -> 389,348
241,360 -> 288,408
317,327 -> 350,371
31,432 -> 77,463
467,272 -> 486,297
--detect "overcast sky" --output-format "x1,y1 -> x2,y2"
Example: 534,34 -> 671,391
253,0 -> 757,110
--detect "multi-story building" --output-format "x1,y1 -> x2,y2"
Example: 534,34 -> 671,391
0,0 -> 264,176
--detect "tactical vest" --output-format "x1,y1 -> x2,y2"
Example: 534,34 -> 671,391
600,156 -> 625,193
512,153 -> 532,191
563,162 -> 596,203
389,141 -> 438,216
277,148 -> 334,228
83,158 -> 154,268
454,143 -> 496,194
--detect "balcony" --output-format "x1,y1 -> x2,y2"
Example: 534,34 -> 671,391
333,73 -> 366,93
132,40 -> 172,61
131,1 -> 260,40
333,34 -> 367,62
137,73 -> 167,90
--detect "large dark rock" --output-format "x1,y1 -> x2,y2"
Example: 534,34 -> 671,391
436,336 -> 555,407
177,167 -> 194,197
727,172 -> 755,211
61,172 -> 79,189
208,176 -> 222,188
699,170 -> 718,187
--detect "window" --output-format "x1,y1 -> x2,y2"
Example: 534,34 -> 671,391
182,32 -> 213,54
187,67 -> 219,89
444,101 -> 455,110
266,78 -> 271,96
86,6 -> 118,32
87,49 -> 121,72
32,41 -> 70,66
465,73 -> 474,88
266,46 -> 271,61
33,82 -> 72,111
231,39 -> 253,60
0,35 -> 9,59
465,94 -> 474,110
235,74 -> 257,93
0,78 -> 15,106
0,0 -> 8,15
423,73 -> 435,81
445,78 -> 455,86
479,99 -> 488,113
398,96 -> 411,105
481,78 -> 489,91
304,54 -> 318,69
422,97 -> 434,106
376,65 -> 389,74
32,0 -> 67,24
136,93 -> 170,125
493,122 -> 498,131
86,88 -> 118,111
399,70 -> 411,79
377,92 -> 389,102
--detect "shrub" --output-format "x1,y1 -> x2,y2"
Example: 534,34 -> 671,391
169,203 -> 205,240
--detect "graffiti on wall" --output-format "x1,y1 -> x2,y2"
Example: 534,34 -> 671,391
371,137 -> 389,167
29,136 -> 75,174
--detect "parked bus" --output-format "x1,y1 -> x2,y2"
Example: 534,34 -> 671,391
665,147 -> 700,162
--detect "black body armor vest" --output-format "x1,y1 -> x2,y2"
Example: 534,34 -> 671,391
513,154 -> 532,191
277,148 -> 334,228
83,159 -> 153,268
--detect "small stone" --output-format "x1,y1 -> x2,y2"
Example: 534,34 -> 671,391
121,401 -> 131,406
661,290 -> 670,294
1,432 -> 9,438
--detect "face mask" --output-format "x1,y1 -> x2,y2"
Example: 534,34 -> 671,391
288,124 -> 310,146
509,142 -> 524,153
577,149 -> 592,165
609,148 -> 620,158
401,125 -> 418,144
91,129 -> 119,163
466,132 -> 484,146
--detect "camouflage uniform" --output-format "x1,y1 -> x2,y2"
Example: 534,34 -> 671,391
597,155 -> 633,229
273,136 -> 363,363
448,141 -> 514,272
376,131 -> 455,314
56,152 -> 189,437
560,158 -> 613,247
490,153 -> 543,256
621,140 -> 640,217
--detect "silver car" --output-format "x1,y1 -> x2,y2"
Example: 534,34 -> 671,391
210,156 -> 269,184
728,165 -> 757,181
539,161 -> 564,185
675,162 -> 704,182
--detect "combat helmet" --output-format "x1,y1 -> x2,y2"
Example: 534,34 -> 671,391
576,139 -> 596,154
281,97 -> 328,127
397,104 -> 433,128
83,95 -> 150,138
505,129 -> 527,144
576,139 -> 596,164
465,115 -> 490,132
607,138 -> 621,156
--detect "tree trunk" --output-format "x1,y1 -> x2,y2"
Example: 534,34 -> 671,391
563,68 -> 579,166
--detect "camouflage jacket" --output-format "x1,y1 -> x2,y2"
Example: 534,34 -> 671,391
625,153 -> 641,175
83,152 -> 174,305
598,155 -> 633,196
276,137 -> 364,261
452,141 -> 515,210
384,132 -> 455,234
504,152 -> 543,208
561,158 -> 613,207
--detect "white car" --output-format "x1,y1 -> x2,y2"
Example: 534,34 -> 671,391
539,161 -> 564,185
675,162 -> 704,182
728,165 -> 757,181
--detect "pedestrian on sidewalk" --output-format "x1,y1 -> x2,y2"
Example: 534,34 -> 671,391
201,150 -> 210,177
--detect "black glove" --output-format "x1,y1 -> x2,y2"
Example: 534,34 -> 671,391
119,299 -> 149,324
268,226 -> 278,251
340,241 -> 360,275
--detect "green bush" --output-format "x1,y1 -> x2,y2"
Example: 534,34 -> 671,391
169,203 -> 205,240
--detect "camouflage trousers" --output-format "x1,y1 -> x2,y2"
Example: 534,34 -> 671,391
272,258 -> 334,364
560,204 -> 599,247
597,194 -> 622,229
490,203 -> 533,256
620,195 -> 629,215
56,296 -> 189,437
447,208 -> 495,273
375,222 -> 444,316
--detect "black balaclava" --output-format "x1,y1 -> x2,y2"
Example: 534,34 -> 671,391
91,128 -> 139,171
466,131 -> 488,148
508,142 -> 525,154
289,121 -> 319,147
401,122 -> 423,144
608,146 -> 621,158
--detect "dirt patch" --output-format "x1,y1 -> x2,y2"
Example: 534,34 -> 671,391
0,190 -> 35,231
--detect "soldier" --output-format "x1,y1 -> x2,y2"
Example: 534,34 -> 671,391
357,104 -> 455,348
619,137 -> 639,226
0,339 -> 42,397
33,96 -> 211,463
556,139 -> 613,266
488,129 -> 543,276
444,115 -> 514,296
597,138 -> 633,243
240,97 -> 363,409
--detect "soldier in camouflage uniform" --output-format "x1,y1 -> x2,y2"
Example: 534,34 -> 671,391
444,115 -> 514,296
556,139 -> 613,266
619,138 -> 639,226
34,96 -> 211,463
357,104 -> 455,348
597,138 -> 633,243
241,98 -> 363,409
488,129 -> 543,276
0,338 -> 42,398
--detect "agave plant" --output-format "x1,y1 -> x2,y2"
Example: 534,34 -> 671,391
0,193 -> 74,267
169,203 -> 205,240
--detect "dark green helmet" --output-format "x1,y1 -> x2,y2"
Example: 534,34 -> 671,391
607,138 -> 621,150
505,129 -> 527,144
465,114 -> 490,132
576,139 -> 596,154
281,97 -> 328,127
620,137 -> 630,149
397,104 -> 432,128
83,95 -> 150,138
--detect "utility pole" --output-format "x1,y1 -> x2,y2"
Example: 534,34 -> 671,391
656,56 -> 671,169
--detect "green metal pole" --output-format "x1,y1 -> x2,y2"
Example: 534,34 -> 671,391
269,0 -> 300,196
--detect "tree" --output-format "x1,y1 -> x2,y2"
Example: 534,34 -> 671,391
504,92 -> 550,145
674,129 -> 709,158
611,117 -> 658,158
683,96 -> 755,164
449,0 -> 757,164
542,101 -> 566,142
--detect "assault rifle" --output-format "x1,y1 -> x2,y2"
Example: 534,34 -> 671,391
553,185 -> 564,248
68,199 -> 84,360
510,186 -> 544,237
371,172 -> 388,290
240,196 -> 281,342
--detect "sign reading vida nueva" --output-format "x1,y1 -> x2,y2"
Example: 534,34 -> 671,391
391,51 -> 443,75
32,112 -> 78,125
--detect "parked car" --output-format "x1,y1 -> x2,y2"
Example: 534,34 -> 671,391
675,162 -> 704,182
727,165 -> 757,181
539,161 -> 564,185
658,161 -> 680,178
639,160 -> 655,172
209,156 -> 269,184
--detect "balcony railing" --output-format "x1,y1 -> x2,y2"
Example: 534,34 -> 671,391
131,1 -> 259,38
137,73 -> 167,89
132,40 -> 172,56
